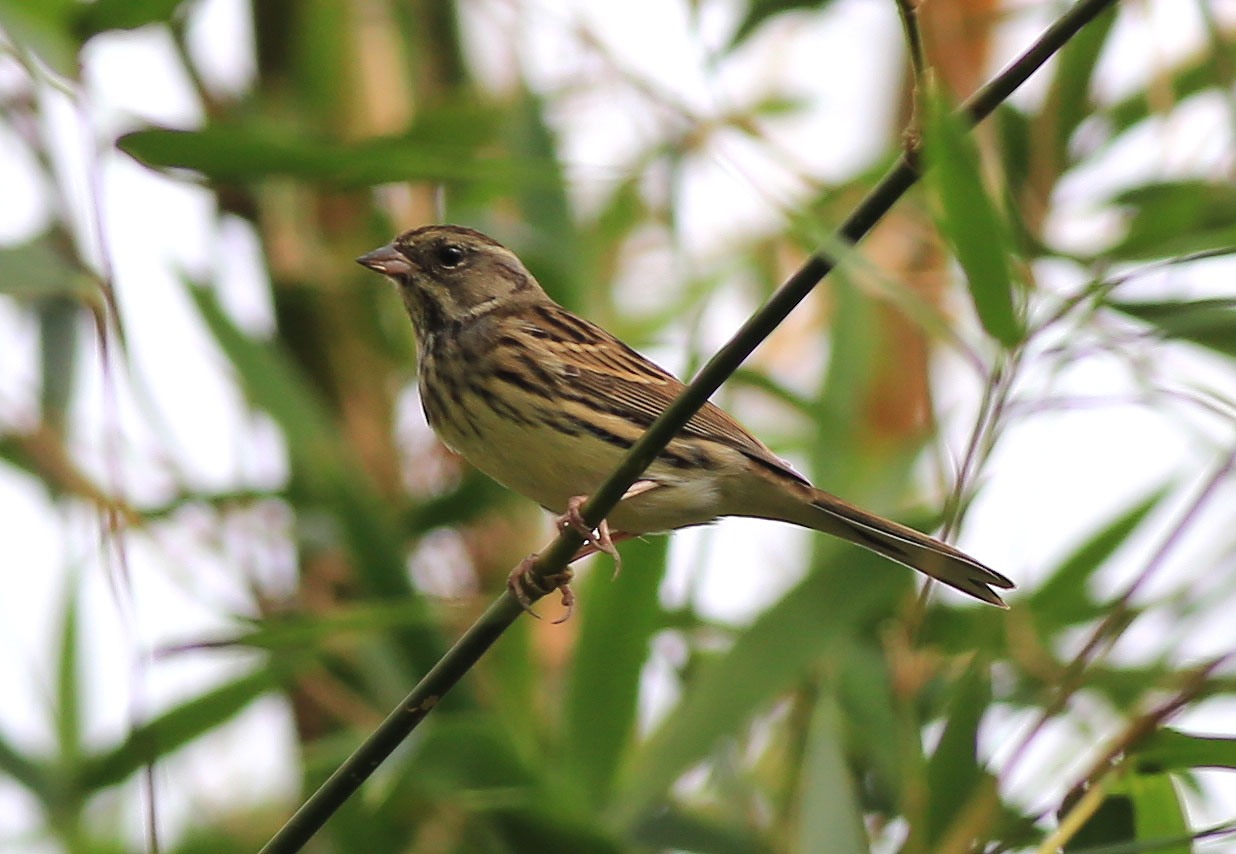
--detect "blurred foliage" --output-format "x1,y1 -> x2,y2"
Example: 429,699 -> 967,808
1,1 -> 1236,853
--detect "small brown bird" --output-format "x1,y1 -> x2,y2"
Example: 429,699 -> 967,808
359,225 -> 1013,613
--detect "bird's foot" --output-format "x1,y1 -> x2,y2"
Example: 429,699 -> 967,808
560,495 -> 623,579
507,555 -> 575,623
569,533 -> 636,578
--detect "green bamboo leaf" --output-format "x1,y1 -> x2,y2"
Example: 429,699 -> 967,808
78,667 -> 281,791
39,297 -> 79,434
834,640 -> 903,806
402,713 -> 535,792
564,537 -> 668,807
919,603 -> 1011,661
500,90 -> 582,310
1042,3 -> 1117,167
1069,826 -> 1235,854
729,367 -> 815,416
486,809 -> 625,854
729,0 -> 839,48
1105,45 -> 1236,145
924,660 -> 991,847
118,105 -> 545,188
1030,486 -> 1169,629
994,105 -> 1033,226
612,546 -> 902,824
1134,729 -> 1236,774
815,274 -> 880,485
925,92 -> 1022,347
1065,789 -> 1137,852
1083,664 -> 1192,714
582,176 -> 645,273
162,601 -> 442,654
74,0 -> 188,36
1107,298 -> 1236,360
632,807 -> 772,854
0,235 -> 96,300
1066,774 -> 1191,854
796,692 -> 869,854
0,727 -> 51,801
54,575 -> 82,767
186,283 -> 344,495
1123,774 -> 1191,854
1104,182 -> 1236,262
402,470 -> 509,533
0,0 -> 80,77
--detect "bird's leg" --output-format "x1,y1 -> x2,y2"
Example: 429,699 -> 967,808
507,555 -> 575,623
561,480 -> 659,577
509,483 -> 651,621
560,495 -> 623,578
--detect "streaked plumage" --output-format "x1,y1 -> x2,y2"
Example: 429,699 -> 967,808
358,225 -> 1014,607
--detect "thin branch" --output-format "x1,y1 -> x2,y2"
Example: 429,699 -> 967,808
895,0 -> 928,84
894,0 -> 928,155
257,1 -> 1122,850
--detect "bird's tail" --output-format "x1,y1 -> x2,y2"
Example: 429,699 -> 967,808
772,486 -> 1014,607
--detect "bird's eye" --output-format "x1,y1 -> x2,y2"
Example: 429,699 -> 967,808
435,244 -> 466,268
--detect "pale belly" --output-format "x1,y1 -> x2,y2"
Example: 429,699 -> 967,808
428,386 -> 728,534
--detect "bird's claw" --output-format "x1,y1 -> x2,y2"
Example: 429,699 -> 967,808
560,495 -> 622,579
507,555 -> 575,623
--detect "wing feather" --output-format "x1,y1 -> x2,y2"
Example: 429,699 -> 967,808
520,305 -> 809,486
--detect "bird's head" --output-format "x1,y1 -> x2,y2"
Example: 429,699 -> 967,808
357,224 -> 547,335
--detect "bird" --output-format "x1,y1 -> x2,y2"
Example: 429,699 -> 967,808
357,224 -> 1013,616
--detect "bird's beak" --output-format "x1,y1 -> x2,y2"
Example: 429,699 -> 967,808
356,244 -> 414,277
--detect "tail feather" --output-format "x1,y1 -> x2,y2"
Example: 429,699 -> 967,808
799,488 -> 1014,607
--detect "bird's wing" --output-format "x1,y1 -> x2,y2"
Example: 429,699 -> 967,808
519,304 -> 809,486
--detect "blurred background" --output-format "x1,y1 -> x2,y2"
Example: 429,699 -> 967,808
3,0 -> 1236,851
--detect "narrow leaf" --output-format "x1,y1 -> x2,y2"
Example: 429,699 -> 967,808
54,575 -> 82,765
499,90 -> 582,310
1134,729 -> 1236,774
186,282 -> 344,496
1065,789 -> 1136,852
632,807 -> 772,854
796,692 -> 869,854
1124,773 -> 1191,854
1066,774 -> 1191,854
1031,487 -> 1168,628
0,727 -> 51,800
0,0 -> 80,77
564,536 -> 669,807
74,0 -> 188,36
730,0 -> 839,48
0,235 -> 96,300
1104,182 -> 1236,262
161,600 -> 440,654
925,92 -> 1022,346
78,667 -> 281,791
834,641 -> 905,806
1107,298 -> 1236,360
1105,44 -> 1236,143
118,106 -> 545,188
1042,3 -> 1117,166
924,660 -> 991,847
39,296 -> 79,434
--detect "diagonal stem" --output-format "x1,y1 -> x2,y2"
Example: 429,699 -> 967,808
258,1 -> 1121,850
